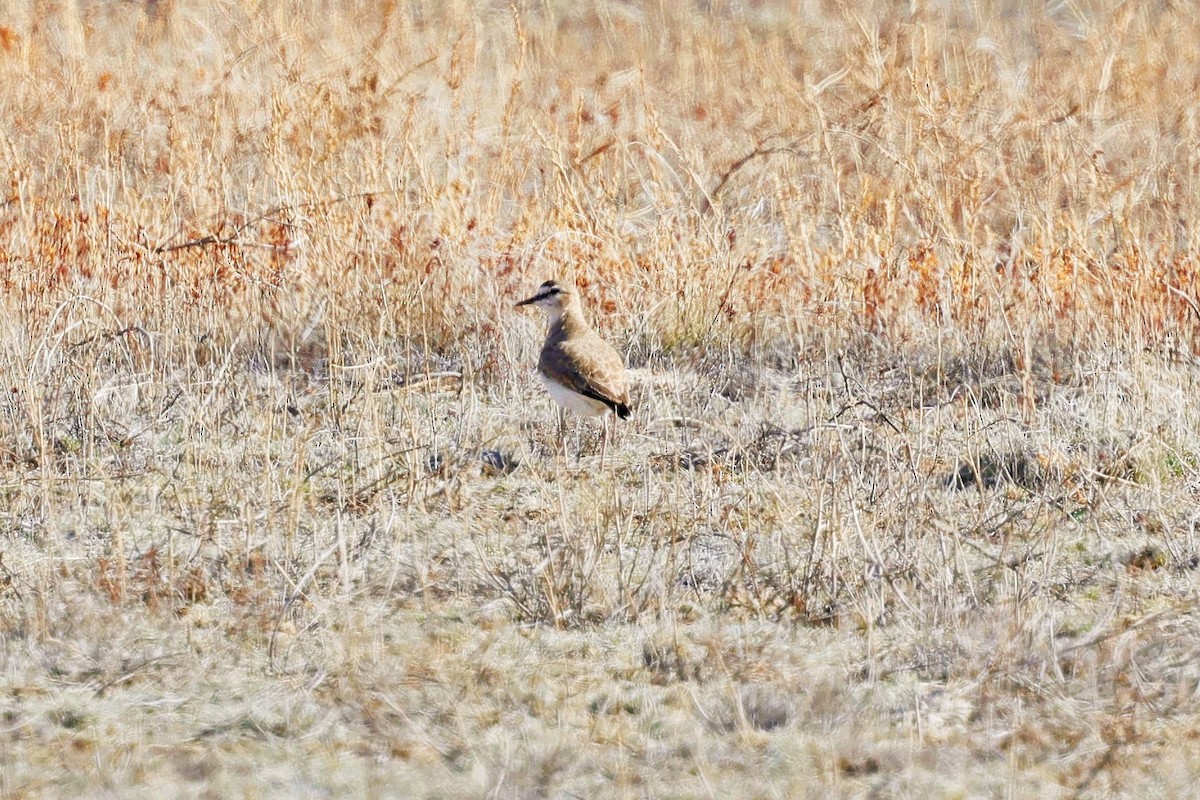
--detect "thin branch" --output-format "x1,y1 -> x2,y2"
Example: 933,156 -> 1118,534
152,190 -> 398,254
701,136 -> 808,214
1166,282 -> 1200,325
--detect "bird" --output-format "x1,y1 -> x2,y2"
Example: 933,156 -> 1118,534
515,279 -> 631,458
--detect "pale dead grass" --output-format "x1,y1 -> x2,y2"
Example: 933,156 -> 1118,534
3,1 -> 1200,798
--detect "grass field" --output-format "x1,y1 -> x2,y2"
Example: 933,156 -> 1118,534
3,1 -> 1200,797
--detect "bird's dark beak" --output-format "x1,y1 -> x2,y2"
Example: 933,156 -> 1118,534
514,295 -> 538,308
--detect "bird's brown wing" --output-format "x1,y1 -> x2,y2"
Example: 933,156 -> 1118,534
540,333 -> 630,413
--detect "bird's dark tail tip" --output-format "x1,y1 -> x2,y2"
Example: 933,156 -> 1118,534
615,403 -> 632,420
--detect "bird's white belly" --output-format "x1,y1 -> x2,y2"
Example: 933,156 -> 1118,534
541,374 -> 610,417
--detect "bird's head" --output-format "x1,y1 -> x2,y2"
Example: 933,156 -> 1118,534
515,279 -> 575,318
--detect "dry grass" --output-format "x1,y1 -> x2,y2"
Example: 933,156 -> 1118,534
3,1 -> 1200,797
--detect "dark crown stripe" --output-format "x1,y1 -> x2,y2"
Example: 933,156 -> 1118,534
534,281 -> 562,300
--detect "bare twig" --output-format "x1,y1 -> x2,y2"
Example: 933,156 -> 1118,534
700,136 -> 810,214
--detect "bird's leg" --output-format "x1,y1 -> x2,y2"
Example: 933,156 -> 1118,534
556,407 -> 568,462
600,415 -> 610,471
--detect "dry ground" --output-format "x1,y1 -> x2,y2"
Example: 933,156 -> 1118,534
3,1 -> 1200,798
